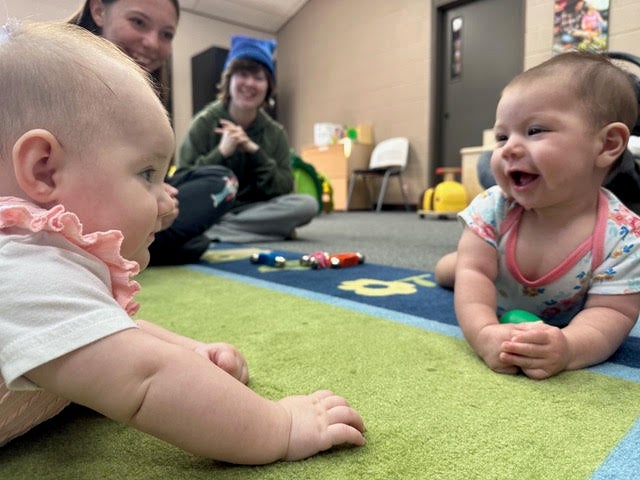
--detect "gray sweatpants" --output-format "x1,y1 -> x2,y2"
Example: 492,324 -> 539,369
205,193 -> 318,243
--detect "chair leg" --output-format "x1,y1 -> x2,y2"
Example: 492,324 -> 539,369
346,173 -> 357,211
398,173 -> 410,211
377,171 -> 392,212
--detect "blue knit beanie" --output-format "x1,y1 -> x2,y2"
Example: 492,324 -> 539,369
224,35 -> 277,78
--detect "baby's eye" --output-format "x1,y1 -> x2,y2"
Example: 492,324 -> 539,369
527,126 -> 546,136
494,133 -> 508,144
139,168 -> 156,183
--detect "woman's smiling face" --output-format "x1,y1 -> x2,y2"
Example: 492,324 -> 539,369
229,67 -> 270,112
91,0 -> 178,73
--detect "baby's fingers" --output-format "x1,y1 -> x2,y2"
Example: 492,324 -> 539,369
312,391 -> 365,433
327,421 -> 367,447
215,349 -> 249,384
280,390 -> 366,461
327,404 -> 366,434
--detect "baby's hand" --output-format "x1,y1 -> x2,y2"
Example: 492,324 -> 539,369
194,342 -> 249,384
159,183 -> 179,231
476,324 -> 520,375
499,323 -> 570,379
278,390 -> 366,461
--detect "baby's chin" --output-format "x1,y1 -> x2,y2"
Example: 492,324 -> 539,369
126,249 -> 150,272
137,253 -> 151,271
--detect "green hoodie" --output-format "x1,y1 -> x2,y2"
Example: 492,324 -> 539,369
178,100 -> 293,209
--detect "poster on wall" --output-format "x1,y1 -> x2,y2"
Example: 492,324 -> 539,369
553,0 -> 609,54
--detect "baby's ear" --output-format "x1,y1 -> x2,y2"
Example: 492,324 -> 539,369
12,129 -> 65,204
596,122 -> 630,169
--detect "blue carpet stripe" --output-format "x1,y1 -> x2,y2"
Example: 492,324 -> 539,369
590,418 -> 640,480
186,263 -> 640,479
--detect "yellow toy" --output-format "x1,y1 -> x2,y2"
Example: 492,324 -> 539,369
418,167 -> 468,219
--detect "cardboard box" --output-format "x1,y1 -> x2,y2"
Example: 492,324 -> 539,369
301,142 -> 373,210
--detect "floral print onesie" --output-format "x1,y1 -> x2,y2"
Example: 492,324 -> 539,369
459,186 -> 640,327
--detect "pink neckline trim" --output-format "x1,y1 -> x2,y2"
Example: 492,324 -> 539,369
503,190 -> 608,287
0,197 -> 140,315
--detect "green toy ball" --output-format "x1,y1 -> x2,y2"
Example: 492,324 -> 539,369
499,309 -> 541,324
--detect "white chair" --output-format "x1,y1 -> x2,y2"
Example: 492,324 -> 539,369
346,137 -> 410,212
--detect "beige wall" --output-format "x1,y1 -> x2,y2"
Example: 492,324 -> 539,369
3,0 -> 78,21
525,0 -> 640,69
278,0 -> 640,203
277,0 -> 431,203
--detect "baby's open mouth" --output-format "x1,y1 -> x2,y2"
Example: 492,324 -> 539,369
510,171 -> 539,187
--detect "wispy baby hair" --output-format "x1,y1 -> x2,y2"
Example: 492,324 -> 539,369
507,51 -> 638,133
0,20 -> 158,162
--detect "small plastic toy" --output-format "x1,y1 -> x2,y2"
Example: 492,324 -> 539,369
250,252 -> 286,268
300,251 -> 330,269
418,167 -> 468,219
300,251 -> 364,269
499,309 -> 542,324
329,252 -> 364,269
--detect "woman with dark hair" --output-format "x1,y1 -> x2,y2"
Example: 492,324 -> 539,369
179,35 -> 318,243
68,0 -> 178,108
69,0 -> 239,265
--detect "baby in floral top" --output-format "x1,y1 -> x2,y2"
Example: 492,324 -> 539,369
453,51 -> 640,379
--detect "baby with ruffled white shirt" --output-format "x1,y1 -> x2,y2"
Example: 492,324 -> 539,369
0,20 -> 365,463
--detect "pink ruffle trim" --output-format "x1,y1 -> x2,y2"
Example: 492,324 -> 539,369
0,197 -> 140,315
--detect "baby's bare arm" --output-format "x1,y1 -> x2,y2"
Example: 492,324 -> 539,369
562,293 -> 639,369
136,319 -> 248,383
501,293 -> 640,379
25,328 -> 365,464
454,228 -> 518,373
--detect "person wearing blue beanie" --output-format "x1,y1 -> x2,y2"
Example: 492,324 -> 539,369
224,35 -> 276,78
178,35 -> 317,243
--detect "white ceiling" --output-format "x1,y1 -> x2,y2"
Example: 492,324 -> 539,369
178,0 -> 309,33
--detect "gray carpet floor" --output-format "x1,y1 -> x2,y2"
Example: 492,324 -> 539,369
252,211 -> 461,271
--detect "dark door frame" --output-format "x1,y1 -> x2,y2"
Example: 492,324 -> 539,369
428,0 -> 524,187
429,0 -> 470,187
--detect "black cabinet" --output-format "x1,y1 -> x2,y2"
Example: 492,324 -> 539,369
191,46 -> 228,115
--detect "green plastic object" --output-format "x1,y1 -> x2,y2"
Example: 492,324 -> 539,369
499,309 -> 541,324
290,151 -> 323,214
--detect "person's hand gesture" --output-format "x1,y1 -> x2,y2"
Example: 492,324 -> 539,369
194,342 -> 249,384
499,323 -> 570,379
215,119 -> 259,156
277,390 -> 366,461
